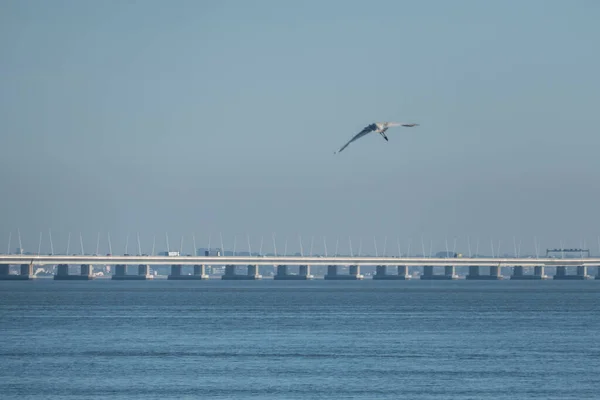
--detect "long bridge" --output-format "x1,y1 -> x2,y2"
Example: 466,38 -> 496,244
1,254 -> 599,281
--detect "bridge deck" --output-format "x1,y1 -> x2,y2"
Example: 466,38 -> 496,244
1,255 -> 599,267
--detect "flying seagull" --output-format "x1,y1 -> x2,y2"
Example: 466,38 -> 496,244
334,122 -> 419,154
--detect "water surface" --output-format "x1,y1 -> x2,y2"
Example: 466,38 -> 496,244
1,280 -> 599,399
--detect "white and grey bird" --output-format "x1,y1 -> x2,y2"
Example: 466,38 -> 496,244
334,121 -> 419,154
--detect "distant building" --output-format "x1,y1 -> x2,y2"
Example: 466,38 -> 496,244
158,251 -> 180,256
197,249 -> 221,256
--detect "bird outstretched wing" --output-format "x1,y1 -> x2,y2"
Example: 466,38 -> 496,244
385,122 -> 419,127
334,124 -> 377,154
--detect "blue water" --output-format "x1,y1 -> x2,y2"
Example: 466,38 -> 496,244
1,279 -> 599,399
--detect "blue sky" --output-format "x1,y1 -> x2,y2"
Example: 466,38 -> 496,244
1,0 -> 599,255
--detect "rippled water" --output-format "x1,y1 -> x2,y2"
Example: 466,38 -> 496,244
1,279 -> 599,399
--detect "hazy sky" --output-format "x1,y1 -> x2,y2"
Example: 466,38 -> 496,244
1,0 -> 600,256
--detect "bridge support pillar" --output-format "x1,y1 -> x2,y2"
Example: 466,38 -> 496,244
445,266 -> 453,276
466,266 -> 480,279
193,265 -> 208,279
554,266 -> 566,279
554,265 -> 590,280
398,265 -> 410,279
221,264 -> 261,280
468,266 -> 503,280
169,265 -> 182,277
299,265 -> 312,279
247,265 -> 261,279
511,266 -> 523,279
274,264 -> 312,280
138,264 -> 149,276
273,265 -> 313,281
115,265 -> 126,276
422,265 -> 433,278
168,264 -> 185,280
534,266 -> 546,279
225,265 -> 235,277
0,263 -> 32,280
276,265 -> 288,277
325,265 -> 338,277
325,265 -> 363,280
20,264 -> 33,277
596,267 -> 600,280
222,265 -> 236,279
56,264 -> 69,277
490,266 -> 502,279
137,264 -> 154,279
375,265 -> 386,277
421,265 -> 456,280
373,265 -> 410,280
112,264 -> 149,280
168,263 -> 205,280
445,266 -> 457,279
511,266 -> 546,280
54,264 -> 93,280
81,264 -> 93,276
79,264 -> 94,280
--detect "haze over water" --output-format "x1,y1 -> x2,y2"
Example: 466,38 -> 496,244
2,280 -> 599,399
